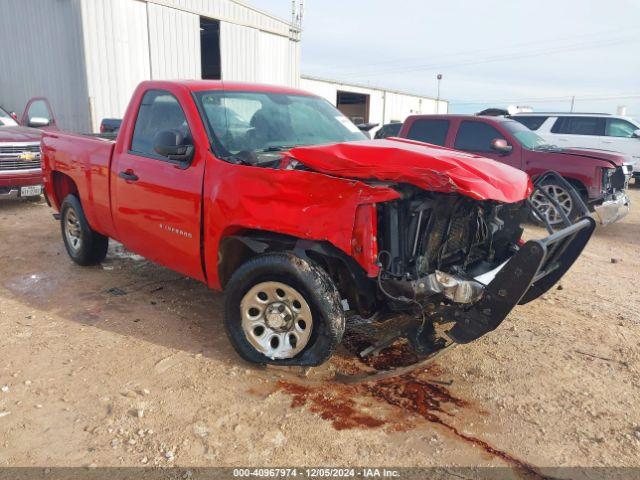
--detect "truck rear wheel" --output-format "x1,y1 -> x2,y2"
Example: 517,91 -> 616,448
60,195 -> 109,266
223,252 -> 345,367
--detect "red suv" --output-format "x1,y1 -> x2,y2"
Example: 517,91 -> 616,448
398,115 -> 632,225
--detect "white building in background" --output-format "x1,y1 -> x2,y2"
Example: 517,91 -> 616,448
301,75 -> 448,136
0,0 -> 301,132
0,0 -> 446,134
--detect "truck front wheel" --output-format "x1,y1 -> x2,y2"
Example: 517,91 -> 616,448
530,181 -> 584,226
223,253 -> 345,367
60,195 -> 109,266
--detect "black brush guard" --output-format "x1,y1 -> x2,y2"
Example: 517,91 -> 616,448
447,172 -> 596,344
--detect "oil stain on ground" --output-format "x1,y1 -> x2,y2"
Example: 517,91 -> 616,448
277,366 -> 555,480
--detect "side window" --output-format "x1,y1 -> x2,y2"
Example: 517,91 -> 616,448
131,90 -> 192,158
406,119 -> 450,146
605,118 -> 637,138
551,116 -> 604,136
454,121 -> 505,153
511,116 -> 548,131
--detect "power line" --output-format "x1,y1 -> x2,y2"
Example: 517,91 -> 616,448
335,28 -> 637,76
341,36 -> 639,79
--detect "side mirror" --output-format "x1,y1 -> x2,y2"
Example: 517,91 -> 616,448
491,138 -> 513,154
9,112 -> 18,121
633,129 -> 640,138
153,129 -> 194,164
27,117 -> 51,128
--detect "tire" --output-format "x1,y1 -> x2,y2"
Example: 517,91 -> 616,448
530,181 -> 583,227
60,194 -> 109,266
223,252 -> 345,367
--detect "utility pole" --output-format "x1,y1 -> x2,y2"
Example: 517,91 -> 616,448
570,95 -> 575,112
436,74 -> 443,113
291,1 -> 304,40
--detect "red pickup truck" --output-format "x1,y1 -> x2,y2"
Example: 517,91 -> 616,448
0,99 -> 56,199
41,81 -> 595,368
398,115 -> 632,226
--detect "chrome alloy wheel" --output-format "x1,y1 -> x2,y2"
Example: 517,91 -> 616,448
64,209 -> 83,252
240,281 -> 313,359
531,184 -> 573,225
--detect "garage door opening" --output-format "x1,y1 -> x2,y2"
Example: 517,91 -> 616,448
200,17 -> 221,80
337,91 -> 370,125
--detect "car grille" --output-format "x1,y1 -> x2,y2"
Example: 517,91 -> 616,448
0,144 -> 41,171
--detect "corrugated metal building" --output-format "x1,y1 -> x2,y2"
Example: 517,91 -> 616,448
0,0 -> 301,132
301,75 -> 448,136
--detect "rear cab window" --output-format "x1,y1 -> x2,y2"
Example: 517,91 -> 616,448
130,90 -> 193,160
511,116 -> 549,131
454,121 -> 505,153
551,116 -> 605,136
405,119 -> 450,146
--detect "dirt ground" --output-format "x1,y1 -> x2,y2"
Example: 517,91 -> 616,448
1,186 -> 639,476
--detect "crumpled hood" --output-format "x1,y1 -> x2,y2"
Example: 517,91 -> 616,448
0,126 -> 42,143
289,138 -> 533,204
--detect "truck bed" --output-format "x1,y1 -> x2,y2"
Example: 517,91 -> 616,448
41,131 -> 117,238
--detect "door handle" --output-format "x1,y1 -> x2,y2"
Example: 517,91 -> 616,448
118,170 -> 139,182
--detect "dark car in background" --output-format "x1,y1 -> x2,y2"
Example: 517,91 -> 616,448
398,114 -> 632,225
374,122 -> 403,139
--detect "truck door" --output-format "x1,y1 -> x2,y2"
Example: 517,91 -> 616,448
452,120 -> 523,170
111,89 -> 206,281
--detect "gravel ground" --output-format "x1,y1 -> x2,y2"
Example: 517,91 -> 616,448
0,186 -> 639,476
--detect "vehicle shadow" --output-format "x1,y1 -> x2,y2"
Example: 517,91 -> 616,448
1,208 -> 241,367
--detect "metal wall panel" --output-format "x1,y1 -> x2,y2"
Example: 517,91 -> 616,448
147,0 -> 295,38
220,22 -> 299,87
80,0 -> 151,132
0,0 -> 90,132
147,3 -> 201,80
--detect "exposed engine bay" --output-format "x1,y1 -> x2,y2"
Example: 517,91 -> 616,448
331,178 -> 595,382
340,188 -> 530,367
376,186 -> 527,304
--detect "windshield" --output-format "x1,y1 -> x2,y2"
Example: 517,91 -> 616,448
195,90 -> 366,161
0,106 -> 19,127
503,119 -> 554,150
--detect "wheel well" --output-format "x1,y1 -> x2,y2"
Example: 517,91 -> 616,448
51,171 -> 79,209
217,230 -> 376,315
564,178 -> 588,201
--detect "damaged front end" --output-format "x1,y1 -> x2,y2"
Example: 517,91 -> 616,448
353,182 -> 595,367
281,141 -> 595,376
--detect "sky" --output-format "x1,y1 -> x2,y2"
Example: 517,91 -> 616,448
248,0 -> 640,118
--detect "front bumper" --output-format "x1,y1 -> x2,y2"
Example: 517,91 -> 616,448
0,170 -> 43,198
594,192 -> 630,225
448,216 -> 596,343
